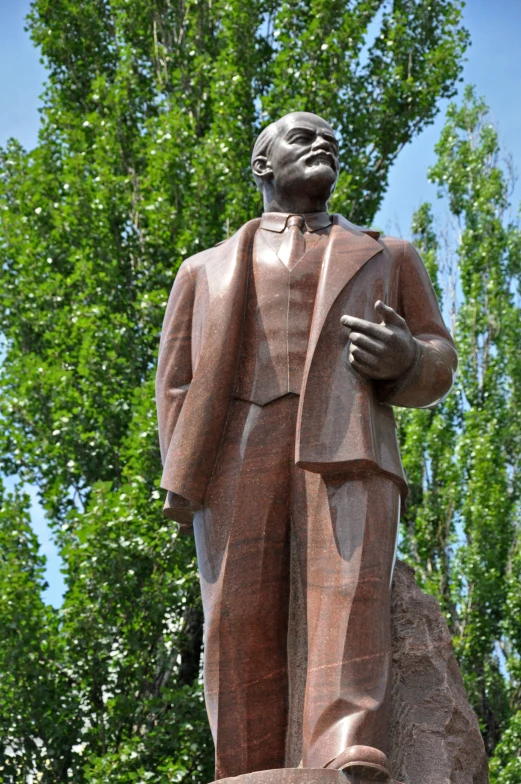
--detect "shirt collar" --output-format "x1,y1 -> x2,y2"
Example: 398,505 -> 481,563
260,211 -> 332,233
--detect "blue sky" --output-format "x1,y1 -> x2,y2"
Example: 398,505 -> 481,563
374,0 -> 521,233
1,0 -> 521,606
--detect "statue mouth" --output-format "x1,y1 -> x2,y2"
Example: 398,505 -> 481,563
305,151 -> 337,171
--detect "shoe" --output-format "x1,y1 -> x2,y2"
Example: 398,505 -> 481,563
325,745 -> 390,782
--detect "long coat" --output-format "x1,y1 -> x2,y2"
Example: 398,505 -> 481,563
156,215 -> 457,513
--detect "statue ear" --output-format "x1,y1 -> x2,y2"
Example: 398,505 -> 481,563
252,155 -> 273,181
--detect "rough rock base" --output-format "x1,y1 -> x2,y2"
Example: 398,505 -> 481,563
389,560 -> 488,784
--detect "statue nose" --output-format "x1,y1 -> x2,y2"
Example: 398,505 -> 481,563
312,137 -> 332,151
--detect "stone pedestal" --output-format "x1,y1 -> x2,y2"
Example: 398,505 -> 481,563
213,769 -> 396,784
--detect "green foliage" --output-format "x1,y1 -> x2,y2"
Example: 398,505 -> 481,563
397,86 -> 521,769
0,1 -> 469,781
60,479 -> 211,783
0,484 -> 79,781
490,711 -> 521,784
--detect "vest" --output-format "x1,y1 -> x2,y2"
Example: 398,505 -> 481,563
234,228 -> 327,406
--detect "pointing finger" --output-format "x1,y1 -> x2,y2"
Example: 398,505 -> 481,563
374,300 -> 404,327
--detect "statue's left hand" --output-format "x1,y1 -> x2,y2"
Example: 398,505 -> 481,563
341,300 -> 417,381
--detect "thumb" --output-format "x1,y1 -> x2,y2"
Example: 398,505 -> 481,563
375,300 -> 403,327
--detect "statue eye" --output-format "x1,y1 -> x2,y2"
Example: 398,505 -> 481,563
291,132 -> 312,144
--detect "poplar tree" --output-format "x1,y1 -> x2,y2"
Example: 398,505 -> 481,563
399,87 -> 521,781
0,1 -> 469,781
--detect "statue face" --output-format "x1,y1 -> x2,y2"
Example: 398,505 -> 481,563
267,113 -> 339,202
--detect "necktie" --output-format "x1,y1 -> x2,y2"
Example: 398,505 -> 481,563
278,215 -> 307,270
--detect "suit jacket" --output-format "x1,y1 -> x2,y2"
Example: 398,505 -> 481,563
155,215 -> 457,517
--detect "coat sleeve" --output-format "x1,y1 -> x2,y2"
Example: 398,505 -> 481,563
377,240 -> 458,409
155,262 -> 198,530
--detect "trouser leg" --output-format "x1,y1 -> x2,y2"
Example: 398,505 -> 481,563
292,471 -> 400,769
193,396 -> 299,779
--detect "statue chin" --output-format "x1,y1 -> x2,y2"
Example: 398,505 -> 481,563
279,168 -> 336,208
303,164 -> 337,198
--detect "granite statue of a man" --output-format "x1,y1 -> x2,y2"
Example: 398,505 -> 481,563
155,112 -> 457,782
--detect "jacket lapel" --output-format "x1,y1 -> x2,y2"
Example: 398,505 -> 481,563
205,218 -> 260,305
306,214 -> 383,362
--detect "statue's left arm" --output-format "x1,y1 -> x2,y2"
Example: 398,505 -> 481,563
342,240 -> 458,409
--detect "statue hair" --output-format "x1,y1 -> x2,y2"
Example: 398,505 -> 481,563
250,120 -> 282,191
251,121 -> 281,167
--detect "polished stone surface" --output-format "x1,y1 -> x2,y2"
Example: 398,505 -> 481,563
157,214 -> 456,511
193,394 -> 399,774
212,769 -> 397,784
234,223 -> 328,405
285,561 -> 488,783
156,112 -> 459,780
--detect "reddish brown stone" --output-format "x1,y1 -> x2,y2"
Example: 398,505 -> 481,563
213,770 -> 348,784
156,112 -> 459,779
284,560 -> 488,782
156,213 -> 456,509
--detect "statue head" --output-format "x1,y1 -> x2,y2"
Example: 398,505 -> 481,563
251,112 -> 339,214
